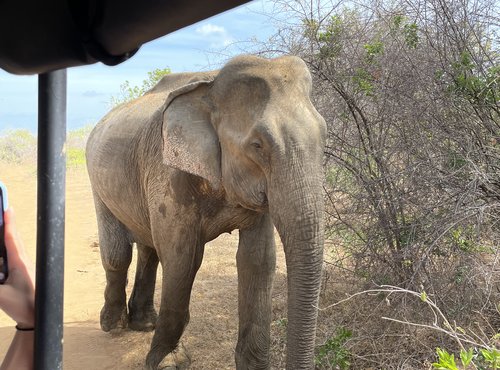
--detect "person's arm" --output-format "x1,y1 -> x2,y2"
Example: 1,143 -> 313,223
1,329 -> 34,370
0,208 -> 35,370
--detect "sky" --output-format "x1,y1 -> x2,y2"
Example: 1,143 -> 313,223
0,0 -> 277,134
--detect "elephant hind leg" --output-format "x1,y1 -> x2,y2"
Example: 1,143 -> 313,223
128,243 -> 159,332
93,194 -> 133,332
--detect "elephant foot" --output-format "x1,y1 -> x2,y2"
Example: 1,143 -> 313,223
157,343 -> 191,370
129,306 -> 158,332
145,342 -> 191,370
100,304 -> 128,332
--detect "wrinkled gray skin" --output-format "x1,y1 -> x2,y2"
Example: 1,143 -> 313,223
86,55 -> 326,370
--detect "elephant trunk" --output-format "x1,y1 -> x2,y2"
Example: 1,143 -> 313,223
268,163 -> 324,369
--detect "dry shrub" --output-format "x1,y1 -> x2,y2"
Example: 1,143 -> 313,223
314,244 -> 499,369
0,129 -> 37,163
259,0 -> 498,366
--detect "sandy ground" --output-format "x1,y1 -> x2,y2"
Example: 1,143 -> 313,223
0,162 -> 287,369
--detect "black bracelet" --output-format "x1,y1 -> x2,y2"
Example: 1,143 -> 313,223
15,325 -> 34,331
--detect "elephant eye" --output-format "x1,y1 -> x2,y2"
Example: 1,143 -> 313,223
251,141 -> 262,149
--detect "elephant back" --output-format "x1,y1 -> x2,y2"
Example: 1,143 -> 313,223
147,71 -> 216,96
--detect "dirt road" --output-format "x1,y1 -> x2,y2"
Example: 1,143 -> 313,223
0,162 -> 287,369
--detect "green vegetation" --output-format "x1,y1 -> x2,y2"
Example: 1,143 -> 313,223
111,67 -> 171,106
67,124 -> 94,142
433,347 -> 500,370
315,327 -> 352,369
0,125 -> 94,168
363,40 -> 384,63
66,147 -> 86,167
0,129 -> 37,163
66,124 -> 94,163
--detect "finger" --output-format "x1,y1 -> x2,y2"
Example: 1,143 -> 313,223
4,208 -> 28,266
3,209 -> 35,291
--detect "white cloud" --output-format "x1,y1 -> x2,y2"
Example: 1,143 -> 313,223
195,23 -> 235,48
196,24 -> 226,36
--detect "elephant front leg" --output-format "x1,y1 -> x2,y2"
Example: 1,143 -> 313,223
128,243 -> 159,331
236,214 -> 276,370
145,226 -> 204,370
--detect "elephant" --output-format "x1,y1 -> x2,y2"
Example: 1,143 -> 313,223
86,54 -> 326,369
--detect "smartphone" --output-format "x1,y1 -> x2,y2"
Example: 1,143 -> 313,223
0,181 -> 8,284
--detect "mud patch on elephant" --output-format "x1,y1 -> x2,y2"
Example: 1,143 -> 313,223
159,203 -> 167,218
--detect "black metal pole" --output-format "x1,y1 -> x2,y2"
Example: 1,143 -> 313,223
35,70 -> 67,370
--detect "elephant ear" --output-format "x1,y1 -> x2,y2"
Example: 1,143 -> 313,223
162,80 -> 222,190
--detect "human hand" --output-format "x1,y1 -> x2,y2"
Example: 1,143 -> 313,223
0,208 -> 35,329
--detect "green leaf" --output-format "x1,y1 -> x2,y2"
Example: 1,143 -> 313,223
363,41 -> 384,63
392,15 -> 404,29
481,348 -> 493,361
433,348 -> 458,370
403,23 -> 419,48
456,326 -> 466,334
460,348 -> 474,367
480,348 -> 500,366
420,291 -> 428,302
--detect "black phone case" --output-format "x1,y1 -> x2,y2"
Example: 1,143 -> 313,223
0,187 -> 8,284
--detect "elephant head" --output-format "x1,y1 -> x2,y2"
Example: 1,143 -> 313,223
162,55 -> 326,368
